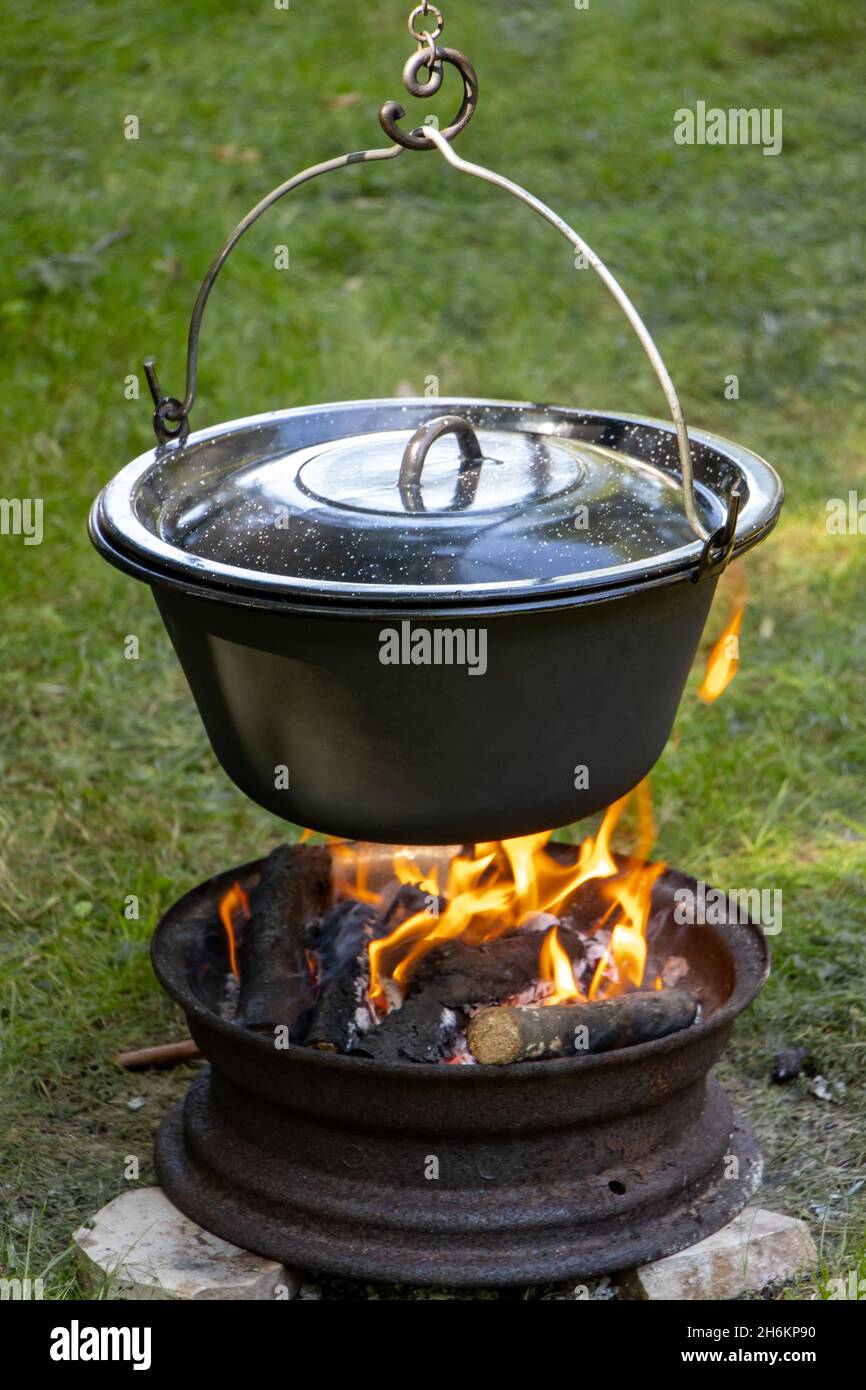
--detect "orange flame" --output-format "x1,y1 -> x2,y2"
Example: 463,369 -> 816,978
587,859 -> 665,999
218,881 -> 250,981
699,604 -> 744,703
539,925 -> 583,1004
323,780 -> 664,1011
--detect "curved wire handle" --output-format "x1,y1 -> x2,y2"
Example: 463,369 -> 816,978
144,128 -> 739,558
143,142 -> 405,446
422,127 -> 711,541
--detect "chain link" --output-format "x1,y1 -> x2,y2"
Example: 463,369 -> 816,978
408,3 -> 443,43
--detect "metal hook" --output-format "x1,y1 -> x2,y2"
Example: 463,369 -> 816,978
694,482 -> 742,581
379,45 -> 478,151
144,358 -> 190,446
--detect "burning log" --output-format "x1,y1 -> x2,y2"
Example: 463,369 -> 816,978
305,900 -> 378,1053
352,926 -> 586,1063
467,989 -> 698,1065
236,843 -> 331,1034
352,996 -> 462,1064
313,899 -> 377,979
304,884 -> 448,1054
407,928 -> 586,1008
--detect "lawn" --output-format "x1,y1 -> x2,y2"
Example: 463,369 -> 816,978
1,0 -> 864,1299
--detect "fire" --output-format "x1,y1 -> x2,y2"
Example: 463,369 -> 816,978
367,847 -> 510,1008
699,604 -> 744,703
587,858 -> 666,999
218,881 -> 250,980
324,779 -> 665,1011
539,925 -> 583,1004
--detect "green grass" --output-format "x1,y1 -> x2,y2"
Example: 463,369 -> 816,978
1,0 -> 865,1300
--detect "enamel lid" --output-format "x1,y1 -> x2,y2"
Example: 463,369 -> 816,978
92,398 -> 782,608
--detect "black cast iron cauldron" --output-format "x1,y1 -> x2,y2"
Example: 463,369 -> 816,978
89,97 -> 782,844
91,398 -> 781,843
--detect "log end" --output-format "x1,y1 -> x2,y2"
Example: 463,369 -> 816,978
467,1008 -> 523,1066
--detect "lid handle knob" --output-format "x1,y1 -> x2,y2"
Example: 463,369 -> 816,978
399,414 -> 484,513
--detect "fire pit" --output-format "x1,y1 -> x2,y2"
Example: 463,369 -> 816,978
151,819 -> 768,1286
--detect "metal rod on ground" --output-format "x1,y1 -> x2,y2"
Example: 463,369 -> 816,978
113,1040 -> 202,1070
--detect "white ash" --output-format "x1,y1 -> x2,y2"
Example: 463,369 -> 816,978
572,932 -> 612,993
219,973 -> 240,1021
380,977 -> 404,1015
337,951 -> 378,1050
505,980 -> 555,1008
581,936 -> 609,969
518,912 -> 562,934
443,1033 -> 477,1065
462,978 -> 555,1017
353,1003 -> 373,1036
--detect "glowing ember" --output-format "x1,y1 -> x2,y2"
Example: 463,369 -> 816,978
218,881 -> 250,980
699,604 -> 744,703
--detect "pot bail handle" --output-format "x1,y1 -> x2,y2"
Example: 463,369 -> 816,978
399,414 -> 484,512
143,142 -> 407,448
420,125 -> 738,571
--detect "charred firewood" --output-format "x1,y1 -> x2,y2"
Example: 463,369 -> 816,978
467,989 -> 698,1065
352,996 -> 462,1064
305,900 -> 378,1053
406,927 -> 586,1009
304,891 -> 452,1056
236,844 -> 331,1034
312,899 -> 378,982
350,927 -> 585,1064
377,882 -> 441,931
